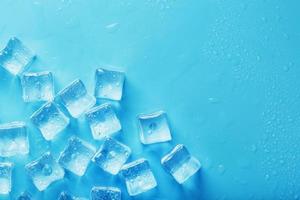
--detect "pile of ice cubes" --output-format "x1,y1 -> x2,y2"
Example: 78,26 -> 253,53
0,38 -> 201,199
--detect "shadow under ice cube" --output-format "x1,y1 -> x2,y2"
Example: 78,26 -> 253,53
138,111 -> 172,144
30,102 -> 70,141
25,152 -> 64,191
94,68 -> 125,101
0,121 -> 29,157
0,37 -> 35,76
58,137 -> 96,176
0,162 -> 13,194
161,144 -> 201,184
86,104 -> 121,140
91,186 -> 121,200
120,158 -> 157,196
57,79 -> 96,118
93,137 -> 131,175
21,71 -> 54,102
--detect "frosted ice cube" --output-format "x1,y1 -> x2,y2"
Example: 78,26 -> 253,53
0,162 -> 13,194
138,111 -> 172,144
21,71 -> 54,102
93,137 -> 131,175
120,158 -> 157,196
57,79 -> 96,118
91,186 -> 121,200
58,137 -> 96,176
30,102 -> 70,141
17,192 -> 32,200
0,37 -> 35,76
58,191 -> 87,200
94,68 -> 125,101
0,121 -> 29,157
161,144 -> 201,184
25,152 -> 65,191
85,104 -> 121,140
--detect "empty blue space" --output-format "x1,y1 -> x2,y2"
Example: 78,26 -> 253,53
0,0 -> 299,199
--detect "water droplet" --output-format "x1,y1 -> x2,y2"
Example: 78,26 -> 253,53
217,164 -> 226,175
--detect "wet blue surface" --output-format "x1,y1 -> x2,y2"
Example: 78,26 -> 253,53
0,0 -> 300,199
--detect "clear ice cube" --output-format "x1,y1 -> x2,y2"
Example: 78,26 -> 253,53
94,68 -> 125,101
91,186 -> 121,200
0,37 -> 35,76
161,144 -> 201,184
0,162 -> 13,194
85,104 -> 121,140
25,152 -> 65,191
58,191 -> 87,200
30,102 -> 70,141
21,71 -> 54,102
58,137 -> 96,176
17,192 -> 32,200
138,111 -> 172,144
57,79 -> 96,118
93,137 -> 131,175
120,158 -> 157,196
0,121 -> 29,157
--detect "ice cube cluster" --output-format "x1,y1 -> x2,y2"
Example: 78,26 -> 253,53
0,38 -> 201,198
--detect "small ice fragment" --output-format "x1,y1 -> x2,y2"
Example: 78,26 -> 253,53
85,103 -> 121,140
0,37 -> 35,76
161,144 -> 201,184
17,191 -> 32,200
0,121 -> 29,157
58,137 -> 96,176
25,152 -> 64,191
30,102 -> 70,141
57,79 -> 96,118
21,71 -> 54,102
0,162 -> 13,194
93,137 -> 131,175
138,111 -> 172,144
91,186 -> 121,200
120,158 -> 157,196
94,68 -> 125,101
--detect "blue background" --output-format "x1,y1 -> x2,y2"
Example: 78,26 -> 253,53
0,0 -> 300,199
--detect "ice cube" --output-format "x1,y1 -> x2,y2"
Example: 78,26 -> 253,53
30,102 -> 70,141
94,68 -> 125,101
85,104 -> 121,140
21,71 -> 54,102
161,144 -> 201,184
91,186 -> 121,200
17,192 -> 32,200
93,137 -> 131,175
120,158 -> 157,196
57,79 -> 96,118
58,191 -> 88,200
25,152 -> 64,191
0,37 -> 35,76
58,137 -> 96,176
0,162 -> 13,194
138,111 -> 172,144
0,121 -> 29,157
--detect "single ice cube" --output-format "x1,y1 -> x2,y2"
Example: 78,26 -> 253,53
120,158 -> 157,196
25,152 -> 65,191
91,186 -> 121,200
58,137 -> 96,176
138,111 -> 172,144
0,121 -> 29,157
0,37 -> 35,76
0,162 -> 13,194
30,102 -> 70,141
58,191 -> 87,200
93,137 -> 131,175
57,79 -> 96,118
94,68 -> 125,101
17,192 -> 32,200
161,144 -> 201,184
21,71 -> 54,102
85,104 -> 121,140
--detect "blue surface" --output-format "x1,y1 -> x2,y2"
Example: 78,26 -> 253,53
0,0 -> 300,199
